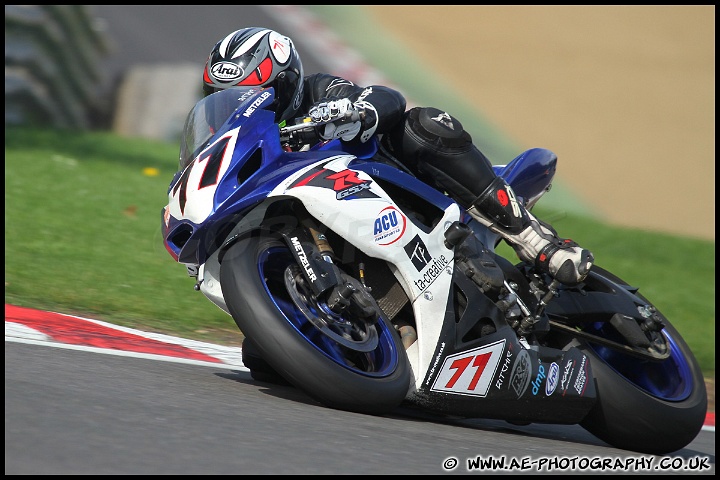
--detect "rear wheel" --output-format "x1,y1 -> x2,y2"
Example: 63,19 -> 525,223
220,233 -> 411,415
571,267 -> 707,454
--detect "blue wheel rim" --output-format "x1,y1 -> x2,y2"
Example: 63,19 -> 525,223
258,246 -> 401,378
586,321 -> 694,402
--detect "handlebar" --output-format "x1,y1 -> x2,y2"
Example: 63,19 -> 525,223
281,118 -> 318,135
280,108 -> 365,135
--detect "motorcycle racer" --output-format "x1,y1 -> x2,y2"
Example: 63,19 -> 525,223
201,26 -> 594,287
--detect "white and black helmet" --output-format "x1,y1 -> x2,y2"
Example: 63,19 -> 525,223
202,27 -> 304,122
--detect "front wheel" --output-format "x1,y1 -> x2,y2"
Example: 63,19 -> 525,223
220,233 -> 411,415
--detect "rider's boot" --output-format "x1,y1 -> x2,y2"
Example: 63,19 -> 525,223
242,337 -> 291,386
467,177 -> 594,286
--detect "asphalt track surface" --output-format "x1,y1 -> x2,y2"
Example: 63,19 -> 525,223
4,305 -> 715,475
5,6 -> 714,475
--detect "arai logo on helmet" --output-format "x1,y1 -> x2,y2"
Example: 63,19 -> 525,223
211,61 -> 243,81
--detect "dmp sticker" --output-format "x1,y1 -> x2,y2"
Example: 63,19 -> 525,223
373,206 -> 406,245
430,340 -> 506,397
531,364 -> 546,396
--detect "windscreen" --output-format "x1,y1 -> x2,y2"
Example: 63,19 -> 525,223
177,87 -> 269,170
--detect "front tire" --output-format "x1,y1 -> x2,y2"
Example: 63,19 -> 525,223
220,233 -> 411,415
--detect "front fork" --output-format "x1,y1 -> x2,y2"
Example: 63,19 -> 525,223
289,225 -> 418,348
282,226 -> 379,323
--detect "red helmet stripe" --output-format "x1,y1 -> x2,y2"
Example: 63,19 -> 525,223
237,57 -> 273,86
203,64 -> 212,84
238,72 -> 261,86
257,57 -> 273,80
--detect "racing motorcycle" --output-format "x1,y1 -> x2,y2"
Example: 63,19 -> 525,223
161,86 -> 707,455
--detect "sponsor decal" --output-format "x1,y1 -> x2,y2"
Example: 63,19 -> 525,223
506,185 -> 522,218
560,358 -> 575,397
405,234 -> 431,271
211,61 -> 243,81
373,206 -> 406,245
404,235 -> 449,292
413,254 -> 449,291
509,349 -> 532,398
425,342 -> 446,386
237,88 -> 259,103
325,169 -> 364,190
531,364 -> 546,396
290,236 -> 316,282
243,90 -> 272,117
430,340 -> 506,396
494,347 -> 513,390
574,355 -> 589,396
290,167 -> 377,200
545,362 -> 560,396
336,181 -> 371,200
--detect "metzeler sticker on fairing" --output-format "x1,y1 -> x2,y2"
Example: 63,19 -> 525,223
430,340 -> 506,397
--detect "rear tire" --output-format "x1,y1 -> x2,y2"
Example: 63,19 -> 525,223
576,267 -> 707,454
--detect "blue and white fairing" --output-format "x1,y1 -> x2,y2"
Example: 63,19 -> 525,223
161,85 -> 561,395
267,154 -> 462,389
162,86 -> 355,265
161,86 -> 461,387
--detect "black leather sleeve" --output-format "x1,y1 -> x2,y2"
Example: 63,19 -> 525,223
300,73 -> 407,142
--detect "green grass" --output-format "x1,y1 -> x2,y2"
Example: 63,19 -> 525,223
4,126 -> 715,377
5,127 -> 241,345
